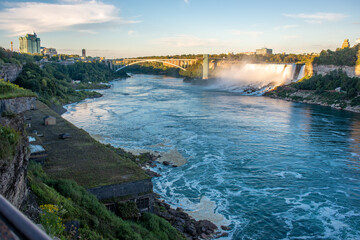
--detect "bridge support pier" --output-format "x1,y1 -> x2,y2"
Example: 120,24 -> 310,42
203,54 -> 209,79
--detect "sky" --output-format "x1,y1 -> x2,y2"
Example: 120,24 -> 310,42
0,0 -> 359,58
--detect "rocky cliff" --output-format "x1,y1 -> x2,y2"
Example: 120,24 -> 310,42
312,64 -> 357,77
0,63 -> 22,82
0,97 -> 35,208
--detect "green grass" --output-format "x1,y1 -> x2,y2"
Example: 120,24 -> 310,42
0,79 -> 37,99
28,162 -> 185,240
26,101 -> 149,188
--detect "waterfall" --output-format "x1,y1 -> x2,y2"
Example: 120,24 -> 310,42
209,63 -> 299,94
296,65 -> 305,81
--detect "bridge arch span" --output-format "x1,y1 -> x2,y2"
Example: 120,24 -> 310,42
115,59 -> 187,72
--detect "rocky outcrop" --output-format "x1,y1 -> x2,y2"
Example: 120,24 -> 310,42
0,97 -> 34,208
154,199 -> 228,240
0,63 -> 22,82
0,117 -> 29,208
0,97 -> 36,115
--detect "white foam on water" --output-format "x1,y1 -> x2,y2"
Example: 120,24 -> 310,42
185,196 -> 230,227
278,191 -> 360,239
274,171 -> 303,179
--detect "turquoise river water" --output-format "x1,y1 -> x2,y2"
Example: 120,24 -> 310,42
63,74 -> 360,240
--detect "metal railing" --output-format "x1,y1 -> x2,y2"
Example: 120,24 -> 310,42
0,194 -> 51,240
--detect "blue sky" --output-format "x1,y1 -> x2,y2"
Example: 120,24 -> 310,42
0,0 -> 359,58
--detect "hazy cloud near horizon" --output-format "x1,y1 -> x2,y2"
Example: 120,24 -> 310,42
283,12 -> 348,24
0,0 -> 137,36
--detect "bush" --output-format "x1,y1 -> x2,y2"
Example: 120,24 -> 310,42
39,204 -> 65,237
116,201 -> 140,219
0,125 -> 20,160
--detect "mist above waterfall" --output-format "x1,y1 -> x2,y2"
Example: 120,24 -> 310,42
209,63 -> 303,95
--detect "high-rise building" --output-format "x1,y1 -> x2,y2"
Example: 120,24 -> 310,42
256,48 -> 273,55
341,39 -> 350,49
82,49 -> 86,58
19,33 -> 41,54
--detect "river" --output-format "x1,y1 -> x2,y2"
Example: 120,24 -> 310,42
63,74 -> 360,239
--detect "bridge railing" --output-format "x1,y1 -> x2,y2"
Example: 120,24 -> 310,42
0,194 -> 51,240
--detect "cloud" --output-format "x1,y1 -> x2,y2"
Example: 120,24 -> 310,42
155,35 -> 219,47
353,22 -> 360,25
274,25 -> 297,30
128,30 -> 137,36
283,12 -> 347,24
0,0 -> 138,36
184,0 -> 189,3
229,30 -> 263,38
284,35 -> 299,40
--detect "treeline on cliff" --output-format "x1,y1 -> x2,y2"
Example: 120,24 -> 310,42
293,70 -> 360,97
125,61 -> 204,79
0,47 -> 34,66
313,44 -> 360,66
14,62 -> 127,107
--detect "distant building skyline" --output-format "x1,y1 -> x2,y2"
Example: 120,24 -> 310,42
0,0 -> 359,58
256,48 -> 273,55
19,33 -> 41,54
42,47 -> 57,57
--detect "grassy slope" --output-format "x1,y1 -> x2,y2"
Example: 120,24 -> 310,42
26,101 -> 149,188
0,80 -> 36,99
29,162 -> 185,240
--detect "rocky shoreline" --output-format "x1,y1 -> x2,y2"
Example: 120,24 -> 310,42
265,89 -> 360,114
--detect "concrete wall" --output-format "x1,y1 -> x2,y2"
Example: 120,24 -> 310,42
87,178 -> 153,201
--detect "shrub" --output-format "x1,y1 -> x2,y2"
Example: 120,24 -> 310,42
116,201 -> 140,220
0,125 -> 20,160
39,204 -> 65,237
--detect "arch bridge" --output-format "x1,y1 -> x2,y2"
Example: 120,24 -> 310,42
112,58 -> 199,72
107,54 -> 210,79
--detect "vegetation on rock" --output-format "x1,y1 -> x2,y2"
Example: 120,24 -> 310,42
0,124 -> 20,160
313,44 -> 360,66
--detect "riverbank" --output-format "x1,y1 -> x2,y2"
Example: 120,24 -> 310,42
29,80 -> 224,239
265,86 -> 360,114
109,146 -> 230,239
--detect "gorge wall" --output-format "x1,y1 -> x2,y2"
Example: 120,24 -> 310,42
310,64 -> 358,77
0,97 -> 35,208
0,63 -> 22,82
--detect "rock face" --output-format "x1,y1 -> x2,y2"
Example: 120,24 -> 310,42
311,64 -> 356,78
0,97 -> 36,115
0,63 -> 22,82
0,97 -> 34,208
